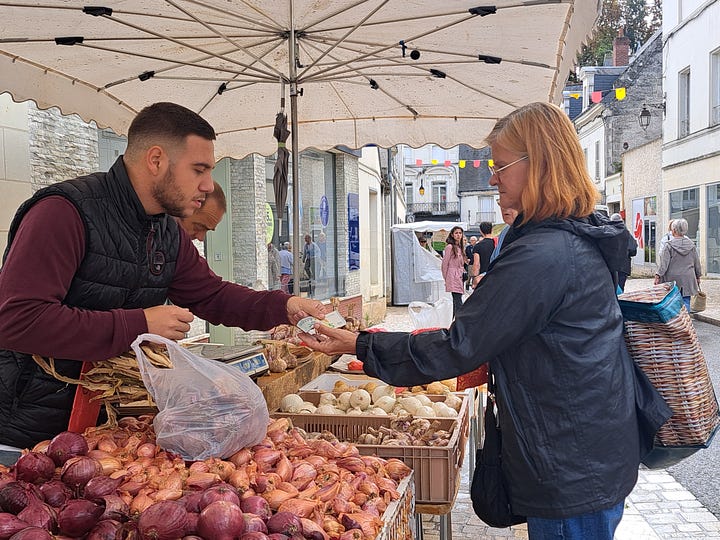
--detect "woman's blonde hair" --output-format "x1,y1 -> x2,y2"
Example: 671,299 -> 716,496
486,102 -> 598,223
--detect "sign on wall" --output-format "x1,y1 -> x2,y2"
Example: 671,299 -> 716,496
632,198 -> 645,265
348,193 -> 360,271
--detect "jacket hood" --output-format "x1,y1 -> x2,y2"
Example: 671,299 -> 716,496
666,236 -> 696,256
513,212 -> 631,277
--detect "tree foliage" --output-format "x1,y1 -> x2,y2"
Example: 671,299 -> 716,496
576,0 -> 662,68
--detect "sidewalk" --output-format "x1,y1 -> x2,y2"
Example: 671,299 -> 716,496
378,276 -> 720,539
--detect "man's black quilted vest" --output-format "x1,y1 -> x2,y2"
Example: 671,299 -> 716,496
0,157 -> 179,448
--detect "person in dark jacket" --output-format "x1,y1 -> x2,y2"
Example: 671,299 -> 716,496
610,213 -> 638,292
0,102 -> 325,452
300,102 -> 670,540
470,221 -> 495,288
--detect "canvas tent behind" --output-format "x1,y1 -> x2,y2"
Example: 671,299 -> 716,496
391,221 -> 467,305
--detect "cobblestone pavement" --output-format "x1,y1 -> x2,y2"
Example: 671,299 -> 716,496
377,276 -> 720,539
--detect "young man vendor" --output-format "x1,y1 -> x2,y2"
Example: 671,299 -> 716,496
0,102 -> 325,451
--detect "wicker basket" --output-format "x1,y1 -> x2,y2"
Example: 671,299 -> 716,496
619,283 -> 720,447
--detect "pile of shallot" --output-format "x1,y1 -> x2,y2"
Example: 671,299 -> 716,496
0,416 -> 411,540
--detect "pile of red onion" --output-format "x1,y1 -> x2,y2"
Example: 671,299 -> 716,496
0,416 -> 411,540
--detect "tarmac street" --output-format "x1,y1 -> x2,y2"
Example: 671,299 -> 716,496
378,277 -> 720,539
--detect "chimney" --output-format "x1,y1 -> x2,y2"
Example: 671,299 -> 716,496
613,28 -> 630,67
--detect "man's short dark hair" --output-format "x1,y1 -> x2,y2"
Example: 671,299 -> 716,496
480,221 -> 493,235
126,102 -> 216,157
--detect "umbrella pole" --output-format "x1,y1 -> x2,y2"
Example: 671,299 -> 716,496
290,87 -> 301,296
289,3 -> 302,296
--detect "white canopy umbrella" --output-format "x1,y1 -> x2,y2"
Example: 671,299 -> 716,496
0,0 -> 599,284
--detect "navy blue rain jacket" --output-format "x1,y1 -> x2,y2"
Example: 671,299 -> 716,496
357,213 -> 668,518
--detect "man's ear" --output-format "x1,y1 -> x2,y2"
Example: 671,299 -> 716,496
145,145 -> 166,176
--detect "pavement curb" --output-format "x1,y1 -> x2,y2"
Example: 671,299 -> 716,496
692,313 -> 720,327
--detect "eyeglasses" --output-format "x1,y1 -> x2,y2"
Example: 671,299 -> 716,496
488,155 -> 528,180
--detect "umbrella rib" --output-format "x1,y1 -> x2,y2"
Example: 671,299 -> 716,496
300,39 -> 411,116
304,59 -> 552,81
306,38 -> 554,71
0,49 -> 141,115
91,11 -> 279,80
0,2 -> 267,32
307,8 -> 475,33
297,0 -> 390,79
164,0 -> 284,78
175,0 -> 282,33
196,39 -> 290,115
216,114 -> 500,135
298,0 -> 375,33
76,44 -> 277,90
306,0 -> 571,33
300,11 -> 478,82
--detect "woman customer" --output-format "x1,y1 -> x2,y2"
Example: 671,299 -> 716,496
441,226 -> 467,316
655,218 -> 701,312
300,102 -> 669,540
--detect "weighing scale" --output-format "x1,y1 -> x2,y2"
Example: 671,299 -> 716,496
187,343 -> 269,379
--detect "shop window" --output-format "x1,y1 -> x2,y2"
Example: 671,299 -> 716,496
669,187 -> 699,243
707,184 -> 720,273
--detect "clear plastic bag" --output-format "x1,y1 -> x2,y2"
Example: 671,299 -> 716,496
131,334 -> 269,461
407,297 -> 453,329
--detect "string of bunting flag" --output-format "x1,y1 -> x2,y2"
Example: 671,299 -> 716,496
414,158 -> 495,168
568,87 -> 626,104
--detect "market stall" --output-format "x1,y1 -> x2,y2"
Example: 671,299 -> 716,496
0,323 -> 474,540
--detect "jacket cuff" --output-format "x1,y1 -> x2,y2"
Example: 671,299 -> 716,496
356,332 -> 370,361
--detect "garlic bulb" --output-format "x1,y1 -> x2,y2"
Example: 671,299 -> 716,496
349,389 -> 372,411
399,396 -> 422,415
279,393 -> 304,413
315,404 -> 339,415
444,393 -> 463,411
318,392 -> 337,407
374,395 -> 397,413
371,385 -> 395,404
415,405 -> 436,417
336,392 -> 352,411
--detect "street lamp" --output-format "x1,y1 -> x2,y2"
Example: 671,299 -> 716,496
419,178 -> 425,196
639,105 -> 651,130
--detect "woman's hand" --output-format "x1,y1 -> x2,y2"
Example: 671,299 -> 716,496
654,274 -> 661,285
299,324 -> 358,356
286,296 -> 326,325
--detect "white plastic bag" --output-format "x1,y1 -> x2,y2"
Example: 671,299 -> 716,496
407,297 -> 453,329
131,333 -> 269,461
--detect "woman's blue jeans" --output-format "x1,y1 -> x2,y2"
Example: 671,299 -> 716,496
526,501 -> 624,540
683,295 -> 691,313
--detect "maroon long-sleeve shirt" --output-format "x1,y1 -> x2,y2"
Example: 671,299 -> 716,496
0,196 -> 290,361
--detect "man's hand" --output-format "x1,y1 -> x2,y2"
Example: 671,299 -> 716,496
300,324 -> 358,356
286,296 -> 326,325
143,305 -> 194,340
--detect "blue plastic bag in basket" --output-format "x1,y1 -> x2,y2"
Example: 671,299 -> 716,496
618,282 -> 684,323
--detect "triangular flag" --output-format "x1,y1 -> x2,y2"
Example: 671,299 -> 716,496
416,159 -> 422,166
444,160 -> 451,167
488,159 -> 494,168
615,87 -> 626,101
473,160 -> 480,168
459,160 -> 466,168
591,91 -> 602,103
431,159 -> 438,165
570,93 -> 581,99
